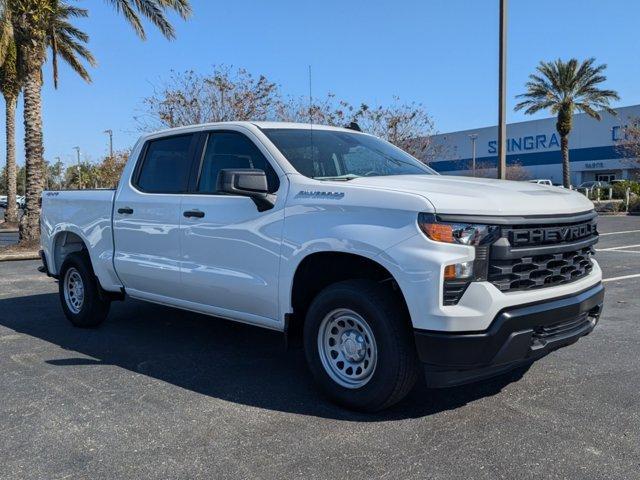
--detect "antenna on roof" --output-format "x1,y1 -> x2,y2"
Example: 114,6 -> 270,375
308,65 -> 315,165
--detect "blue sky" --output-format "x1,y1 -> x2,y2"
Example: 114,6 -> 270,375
3,0 -> 639,167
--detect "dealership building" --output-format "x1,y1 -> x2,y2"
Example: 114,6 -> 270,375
429,104 -> 640,185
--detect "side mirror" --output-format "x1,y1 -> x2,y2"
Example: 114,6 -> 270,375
217,168 -> 276,211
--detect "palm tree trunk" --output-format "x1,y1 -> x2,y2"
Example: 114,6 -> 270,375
560,134 -> 571,189
4,95 -> 19,224
19,62 -> 46,245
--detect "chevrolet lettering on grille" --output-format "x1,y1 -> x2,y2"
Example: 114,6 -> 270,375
509,222 -> 596,246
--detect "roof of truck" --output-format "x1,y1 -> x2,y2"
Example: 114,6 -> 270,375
146,121 -> 356,139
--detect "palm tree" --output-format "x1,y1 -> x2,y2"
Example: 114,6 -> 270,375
2,0 -> 191,244
515,58 -> 619,188
0,0 -> 97,241
0,31 -> 19,225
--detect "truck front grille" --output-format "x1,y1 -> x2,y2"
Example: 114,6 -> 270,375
488,246 -> 594,292
487,217 -> 598,293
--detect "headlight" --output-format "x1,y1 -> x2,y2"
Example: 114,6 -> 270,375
418,213 -> 499,246
418,213 -> 500,306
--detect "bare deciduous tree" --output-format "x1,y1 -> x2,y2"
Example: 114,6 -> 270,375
351,98 -> 438,161
474,161 -> 531,181
139,66 -> 439,164
137,66 -> 281,129
275,96 -> 439,161
275,93 -> 354,127
617,118 -> 640,176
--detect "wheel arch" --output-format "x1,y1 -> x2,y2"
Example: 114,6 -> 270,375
51,230 -> 90,275
286,250 -> 411,338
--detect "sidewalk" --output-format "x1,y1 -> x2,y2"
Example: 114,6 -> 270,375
0,250 -> 41,262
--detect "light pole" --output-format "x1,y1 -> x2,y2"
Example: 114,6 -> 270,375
468,133 -> 478,176
73,146 -> 82,189
104,129 -> 113,159
497,0 -> 508,179
54,156 -> 62,190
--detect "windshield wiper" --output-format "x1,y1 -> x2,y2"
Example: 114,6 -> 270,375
315,174 -> 361,181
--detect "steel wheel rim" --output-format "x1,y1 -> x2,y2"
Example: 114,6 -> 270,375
63,267 -> 85,314
317,308 -> 377,389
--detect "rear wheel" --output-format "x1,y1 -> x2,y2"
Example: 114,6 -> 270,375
304,280 -> 419,411
59,252 -> 110,328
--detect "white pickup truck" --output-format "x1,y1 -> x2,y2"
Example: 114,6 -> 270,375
40,122 -> 604,411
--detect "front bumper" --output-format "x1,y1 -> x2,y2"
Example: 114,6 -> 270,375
414,282 -> 604,388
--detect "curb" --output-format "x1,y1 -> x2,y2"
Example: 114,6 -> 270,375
0,229 -> 19,233
0,251 -> 40,262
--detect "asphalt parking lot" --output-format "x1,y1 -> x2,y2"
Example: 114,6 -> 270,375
0,230 -> 18,247
1,215 -> 639,479
0,207 -> 20,247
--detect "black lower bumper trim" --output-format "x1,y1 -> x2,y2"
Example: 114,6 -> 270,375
414,283 -> 604,388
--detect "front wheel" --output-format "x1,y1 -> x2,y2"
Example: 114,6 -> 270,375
59,252 -> 110,328
304,280 -> 419,411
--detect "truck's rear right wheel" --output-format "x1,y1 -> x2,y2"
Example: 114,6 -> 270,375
59,252 -> 110,328
303,279 -> 419,412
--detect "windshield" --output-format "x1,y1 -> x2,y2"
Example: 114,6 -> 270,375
262,128 -> 437,180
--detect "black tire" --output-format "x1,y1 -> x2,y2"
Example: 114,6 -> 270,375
303,279 -> 419,412
58,251 -> 110,328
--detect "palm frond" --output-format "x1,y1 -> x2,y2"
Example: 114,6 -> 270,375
54,34 -> 92,82
57,3 -> 89,18
131,0 -> 175,39
54,18 -> 90,44
106,0 -> 146,39
514,99 -> 556,115
0,35 -> 19,98
574,102 -> 600,120
50,27 -> 59,87
46,1 -> 95,88
104,0 -> 192,40
0,7 -> 13,67
156,0 -> 191,19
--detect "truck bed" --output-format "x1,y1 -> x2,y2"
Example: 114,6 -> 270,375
40,189 -> 122,291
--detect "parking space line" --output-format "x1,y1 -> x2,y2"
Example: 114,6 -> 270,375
599,229 -> 640,236
597,250 -> 640,254
602,273 -> 640,283
597,244 -> 640,252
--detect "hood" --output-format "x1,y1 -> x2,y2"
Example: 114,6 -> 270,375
347,175 -> 594,216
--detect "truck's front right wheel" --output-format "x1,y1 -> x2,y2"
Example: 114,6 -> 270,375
303,280 -> 419,412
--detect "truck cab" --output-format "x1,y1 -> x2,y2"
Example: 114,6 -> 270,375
40,122 -> 603,411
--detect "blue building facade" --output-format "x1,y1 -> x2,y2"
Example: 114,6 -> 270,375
429,105 -> 640,185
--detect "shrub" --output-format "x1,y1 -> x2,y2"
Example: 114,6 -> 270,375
595,201 -> 625,213
612,181 -> 640,199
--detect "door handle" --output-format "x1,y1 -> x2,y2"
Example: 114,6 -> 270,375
117,207 -> 134,215
183,209 -> 205,218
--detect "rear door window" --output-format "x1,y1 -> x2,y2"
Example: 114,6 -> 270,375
136,134 -> 195,193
